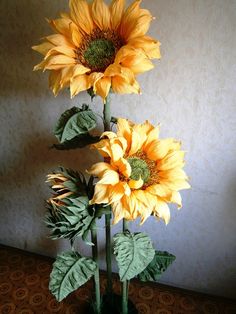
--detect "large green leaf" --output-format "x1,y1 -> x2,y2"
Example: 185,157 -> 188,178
52,133 -> 100,150
113,232 -> 155,281
49,252 -> 97,302
138,251 -> 176,282
54,106 -> 97,143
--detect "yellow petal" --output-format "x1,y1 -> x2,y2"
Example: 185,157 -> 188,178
94,77 -> 111,100
32,42 -> 54,56
48,17 -> 74,36
69,23 -> 82,47
104,65 -> 141,93
120,0 -> 152,41
146,184 -> 171,198
90,184 -> 110,204
128,177 -> 143,189
110,142 -> 125,162
133,120 -> 154,136
73,64 -> 91,77
128,36 -> 161,59
110,0 -> 125,30
60,64 -> 90,88
70,74 -> 91,98
146,138 -> 175,161
92,0 -> 111,30
69,0 -> 94,34
87,162 -> 115,176
108,182 -> 126,203
157,151 -> 186,171
117,118 -> 132,149
128,130 -> 143,155
46,34 -> 74,47
44,54 -> 76,68
49,70 -> 62,96
45,46 -> 76,58
102,131 -> 117,140
133,190 -> 154,223
113,158 -> 131,178
60,66 -> 75,89
171,191 -> 182,209
119,0 -> 142,39
89,72 -> 104,85
125,193 -> 139,218
153,198 -> 170,225
159,168 -> 188,181
111,75 -> 140,94
144,126 -> 160,150
97,169 -> 120,185
112,200 -> 125,224
126,10 -> 152,41
115,46 -> 154,75
91,139 -> 112,158
160,179 -> 191,191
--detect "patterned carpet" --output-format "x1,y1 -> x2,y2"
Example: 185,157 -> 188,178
0,245 -> 235,314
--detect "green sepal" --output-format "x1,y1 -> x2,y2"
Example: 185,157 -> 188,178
54,105 -> 97,143
113,231 -> 155,281
52,133 -> 100,150
87,87 -> 96,101
138,251 -> 176,282
49,251 -> 97,302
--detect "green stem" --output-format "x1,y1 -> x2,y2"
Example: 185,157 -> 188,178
103,93 -> 111,132
103,94 -> 113,299
91,224 -> 101,314
105,212 -> 113,297
122,219 -> 129,314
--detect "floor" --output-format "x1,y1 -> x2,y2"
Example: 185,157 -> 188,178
0,245 -> 235,314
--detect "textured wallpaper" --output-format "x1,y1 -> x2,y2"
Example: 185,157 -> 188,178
0,0 -> 236,299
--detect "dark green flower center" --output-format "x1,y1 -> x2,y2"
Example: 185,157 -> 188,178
127,157 -> 150,183
84,39 -> 116,72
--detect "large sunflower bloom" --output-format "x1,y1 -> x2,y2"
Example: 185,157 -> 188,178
88,119 -> 190,224
32,0 -> 161,100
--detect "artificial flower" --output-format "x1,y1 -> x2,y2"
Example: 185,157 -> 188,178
88,119 -> 190,224
32,0 -> 161,100
46,168 -> 87,206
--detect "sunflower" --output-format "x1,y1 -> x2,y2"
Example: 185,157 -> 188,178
46,168 -> 87,206
32,0 -> 161,100
88,119 -> 190,224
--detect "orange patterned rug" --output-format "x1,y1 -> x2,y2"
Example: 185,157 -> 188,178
0,245 -> 235,314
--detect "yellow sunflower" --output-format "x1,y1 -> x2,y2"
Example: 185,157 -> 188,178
32,0 -> 161,100
88,118 -> 190,224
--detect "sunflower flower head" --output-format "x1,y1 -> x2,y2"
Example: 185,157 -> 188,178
32,0 -> 161,100
46,168 -> 87,206
88,118 -> 190,225
45,168 -> 95,241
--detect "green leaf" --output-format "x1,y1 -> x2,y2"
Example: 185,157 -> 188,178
49,251 -> 97,302
52,133 -> 100,150
54,106 -> 97,143
113,232 -> 155,281
138,251 -> 176,282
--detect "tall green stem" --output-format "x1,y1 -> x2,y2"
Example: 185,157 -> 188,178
91,225 -> 101,313
103,93 -> 111,132
122,219 -> 129,314
103,94 -> 113,298
105,212 -> 112,297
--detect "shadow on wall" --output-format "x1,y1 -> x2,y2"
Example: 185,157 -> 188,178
0,0 -> 99,254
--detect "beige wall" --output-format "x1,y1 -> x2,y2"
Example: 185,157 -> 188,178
0,0 -> 236,298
